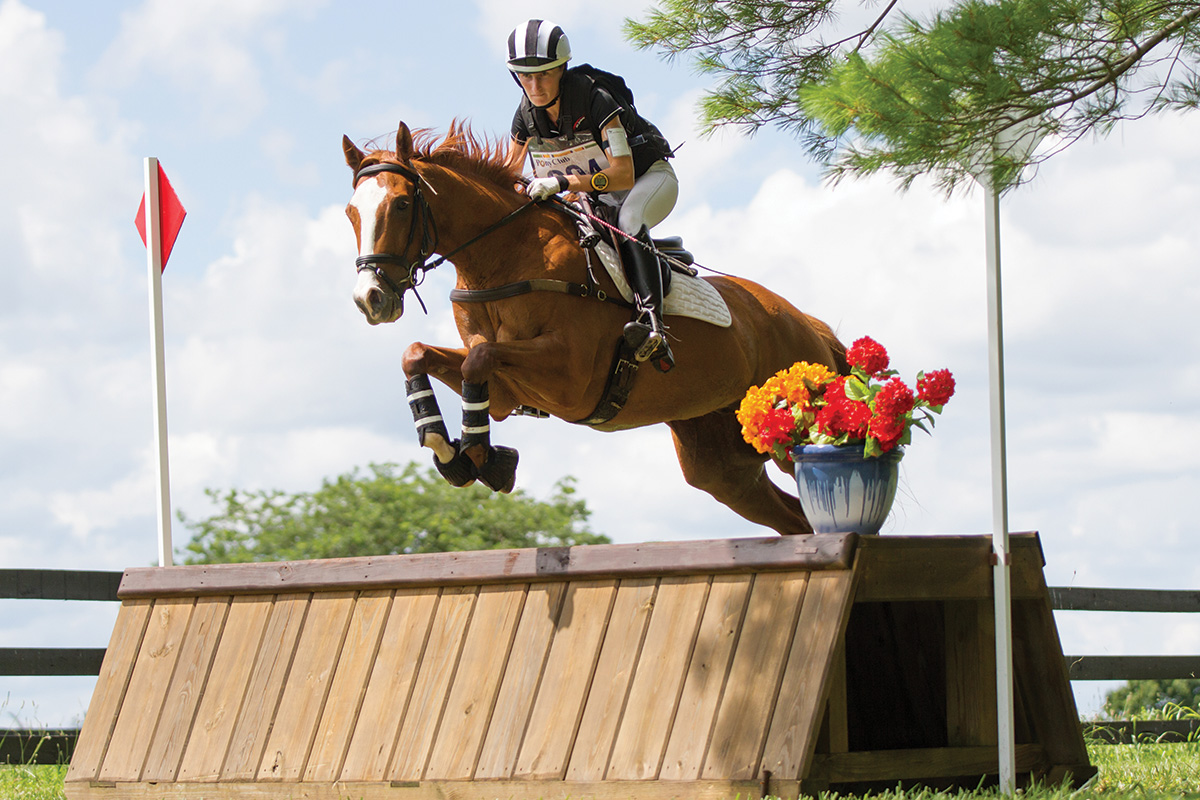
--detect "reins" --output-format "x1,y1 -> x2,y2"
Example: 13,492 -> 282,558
354,161 -> 542,314
353,160 -> 637,312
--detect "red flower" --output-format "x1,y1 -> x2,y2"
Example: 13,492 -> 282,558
847,336 -> 889,374
817,396 -> 871,440
759,406 -> 797,448
874,377 -> 914,418
868,414 -> 905,452
918,369 -> 956,407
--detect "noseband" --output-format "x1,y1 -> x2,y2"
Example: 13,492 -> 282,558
353,161 -> 439,313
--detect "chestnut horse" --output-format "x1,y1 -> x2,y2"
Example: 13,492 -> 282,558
342,122 -> 846,535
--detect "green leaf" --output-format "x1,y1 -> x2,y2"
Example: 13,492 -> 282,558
844,377 -> 871,401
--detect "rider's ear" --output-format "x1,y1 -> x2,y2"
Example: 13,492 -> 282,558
396,122 -> 414,162
343,136 -> 365,173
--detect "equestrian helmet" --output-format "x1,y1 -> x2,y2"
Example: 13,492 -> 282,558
507,19 -> 571,73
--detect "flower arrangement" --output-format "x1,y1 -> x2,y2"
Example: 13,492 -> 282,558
737,336 -> 956,460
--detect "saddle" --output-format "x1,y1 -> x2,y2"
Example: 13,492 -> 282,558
577,198 -> 696,287
566,198 -> 731,329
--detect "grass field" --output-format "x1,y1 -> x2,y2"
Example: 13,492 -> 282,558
2,740 -> 1198,800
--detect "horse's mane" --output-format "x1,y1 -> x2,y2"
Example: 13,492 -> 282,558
367,121 -> 522,196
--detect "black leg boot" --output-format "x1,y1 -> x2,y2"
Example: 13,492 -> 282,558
619,227 -> 675,372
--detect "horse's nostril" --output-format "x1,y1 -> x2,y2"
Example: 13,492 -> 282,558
366,287 -> 385,313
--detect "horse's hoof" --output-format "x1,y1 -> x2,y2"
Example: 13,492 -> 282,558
433,445 -> 478,487
478,445 -> 519,493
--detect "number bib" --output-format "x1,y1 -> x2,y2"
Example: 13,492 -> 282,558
528,135 -> 611,179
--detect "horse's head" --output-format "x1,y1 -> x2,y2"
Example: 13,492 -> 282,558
342,123 -> 435,325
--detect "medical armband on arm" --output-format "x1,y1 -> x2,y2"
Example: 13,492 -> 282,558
605,126 -> 632,159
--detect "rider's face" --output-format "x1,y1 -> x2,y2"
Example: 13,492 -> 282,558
516,66 -> 564,108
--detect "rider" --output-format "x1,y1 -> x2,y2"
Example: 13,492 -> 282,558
505,18 -> 679,372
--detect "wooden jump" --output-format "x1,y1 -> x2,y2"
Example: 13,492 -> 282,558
65,533 -> 1094,799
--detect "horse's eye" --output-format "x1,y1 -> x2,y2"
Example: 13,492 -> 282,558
393,198 -> 411,211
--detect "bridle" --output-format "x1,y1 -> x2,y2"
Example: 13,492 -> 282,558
352,160 -> 548,315
353,161 -> 439,313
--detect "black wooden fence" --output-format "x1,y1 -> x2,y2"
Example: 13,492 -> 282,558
1,568 -> 122,765
2,570 -> 1197,764
1050,586 -> 1200,744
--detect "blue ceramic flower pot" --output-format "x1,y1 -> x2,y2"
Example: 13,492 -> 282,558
791,444 -> 903,535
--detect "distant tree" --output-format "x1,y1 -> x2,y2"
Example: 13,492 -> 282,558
1104,679 -> 1200,717
179,462 -> 608,564
627,0 -> 1200,191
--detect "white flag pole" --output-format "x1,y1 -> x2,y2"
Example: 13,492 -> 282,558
144,157 -> 173,567
982,172 -> 1016,792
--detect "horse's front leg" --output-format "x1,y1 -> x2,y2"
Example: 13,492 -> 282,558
402,342 -> 518,493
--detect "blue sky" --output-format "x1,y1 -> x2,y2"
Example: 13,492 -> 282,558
2,0 -> 1199,725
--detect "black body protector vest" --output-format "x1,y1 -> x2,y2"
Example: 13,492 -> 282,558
515,65 -> 673,183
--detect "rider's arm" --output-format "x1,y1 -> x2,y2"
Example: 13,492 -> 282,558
559,116 -> 634,196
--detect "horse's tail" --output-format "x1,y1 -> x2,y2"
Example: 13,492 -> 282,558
829,333 -> 850,376
810,315 -> 849,376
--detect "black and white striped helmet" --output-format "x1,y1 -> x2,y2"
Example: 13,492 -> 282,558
507,19 -> 571,73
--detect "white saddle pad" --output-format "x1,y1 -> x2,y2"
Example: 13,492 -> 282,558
594,242 -> 732,328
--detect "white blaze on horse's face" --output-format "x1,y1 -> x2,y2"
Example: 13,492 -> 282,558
349,176 -> 403,324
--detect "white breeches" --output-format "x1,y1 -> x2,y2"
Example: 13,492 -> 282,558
616,160 -> 678,234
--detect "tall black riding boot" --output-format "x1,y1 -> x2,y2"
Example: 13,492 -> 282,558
619,226 -> 675,372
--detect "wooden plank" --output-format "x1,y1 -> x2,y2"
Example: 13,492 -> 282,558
1012,596 -> 1092,770
0,648 -> 107,675
1083,719 -> 1200,744
388,586 -> 479,781
220,593 -> 309,780
117,534 -> 857,598
514,579 -> 618,780
474,582 -> 568,779
1,730 -> 78,766
810,743 -> 1048,784
702,571 -> 810,781
659,574 -> 753,781
257,591 -> 356,780
423,584 -> 529,780
339,587 -> 439,781
141,597 -> 231,781
1049,586 -> 1200,613
0,568 -> 122,601
1064,654 -> 1200,680
66,600 -> 152,783
175,595 -> 274,782
945,599 -> 997,747
854,534 -> 1044,602
304,590 -> 393,782
98,597 -> 195,781
761,569 -> 856,780
605,575 -> 710,780
565,578 -> 659,781
814,644 -> 848,755
62,778 -> 798,800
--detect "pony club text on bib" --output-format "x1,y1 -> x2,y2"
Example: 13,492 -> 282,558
529,138 -> 610,179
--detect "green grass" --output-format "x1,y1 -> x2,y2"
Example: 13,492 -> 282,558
0,763 -> 67,800
3,741 -> 1197,800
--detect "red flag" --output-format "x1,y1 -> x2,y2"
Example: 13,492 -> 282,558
135,162 -> 186,271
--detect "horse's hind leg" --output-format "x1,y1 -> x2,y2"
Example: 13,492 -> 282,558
667,409 -> 813,536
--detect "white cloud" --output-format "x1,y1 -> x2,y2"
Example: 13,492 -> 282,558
94,0 -> 326,134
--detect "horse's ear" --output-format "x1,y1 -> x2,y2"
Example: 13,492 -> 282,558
343,135 -> 365,173
396,122 -> 414,161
